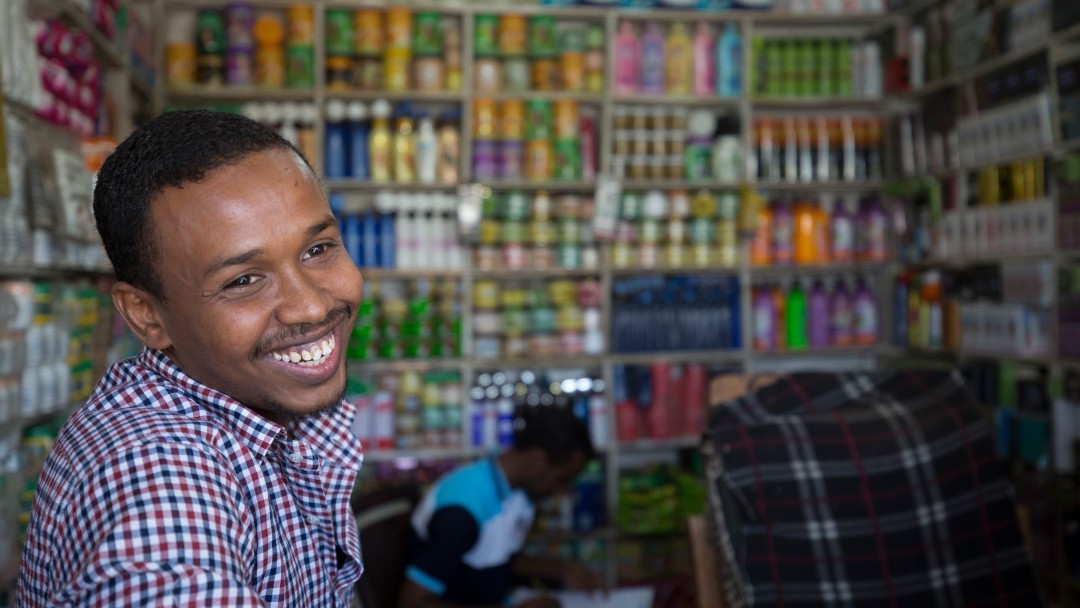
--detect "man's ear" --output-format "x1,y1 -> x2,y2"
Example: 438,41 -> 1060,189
112,282 -> 172,350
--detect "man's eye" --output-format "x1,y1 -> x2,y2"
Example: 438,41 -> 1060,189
225,275 -> 257,290
303,242 -> 336,260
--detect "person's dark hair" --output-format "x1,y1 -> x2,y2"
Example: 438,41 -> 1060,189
513,404 -> 595,465
93,109 -> 310,301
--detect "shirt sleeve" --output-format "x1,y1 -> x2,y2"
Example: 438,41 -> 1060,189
20,441 -> 267,607
405,506 -> 480,597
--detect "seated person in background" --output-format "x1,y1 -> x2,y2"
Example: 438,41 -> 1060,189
398,404 -> 605,608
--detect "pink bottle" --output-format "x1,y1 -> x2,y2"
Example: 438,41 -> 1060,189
614,21 -> 641,94
753,285 -> 776,351
692,23 -> 715,96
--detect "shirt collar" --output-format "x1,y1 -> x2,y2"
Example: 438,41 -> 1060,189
139,348 -> 363,470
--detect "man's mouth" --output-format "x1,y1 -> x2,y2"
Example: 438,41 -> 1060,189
269,334 -> 336,367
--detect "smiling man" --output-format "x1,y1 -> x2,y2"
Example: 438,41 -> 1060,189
17,110 -> 366,606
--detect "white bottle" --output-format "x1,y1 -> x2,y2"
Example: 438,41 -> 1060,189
394,194 -> 415,270
414,193 -> 435,269
415,114 -> 437,184
862,41 -> 882,99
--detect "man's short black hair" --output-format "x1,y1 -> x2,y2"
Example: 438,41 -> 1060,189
93,109 -> 309,301
514,404 -> 595,465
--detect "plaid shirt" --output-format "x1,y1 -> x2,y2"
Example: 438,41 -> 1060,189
17,348 -> 365,607
705,370 -> 1042,608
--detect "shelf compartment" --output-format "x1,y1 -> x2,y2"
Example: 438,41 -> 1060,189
608,350 -> 745,366
326,180 -> 459,192
748,261 -> 888,278
477,180 -> 597,192
358,268 -> 467,280
473,268 -> 603,279
752,180 -> 885,192
609,266 -> 741,277
752,96 -> 885,111
348,358 -> 468,372
471,355 -> 606,369
165,86 -> 315,102
618,179 -> 742,190
484,91 -> 606,103
611,94 -> 741,108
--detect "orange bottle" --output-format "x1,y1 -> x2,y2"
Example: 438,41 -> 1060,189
793,201 -> 816,264
750,202 -> 772,266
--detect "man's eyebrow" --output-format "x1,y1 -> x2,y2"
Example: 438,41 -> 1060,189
204,217 -> 339,279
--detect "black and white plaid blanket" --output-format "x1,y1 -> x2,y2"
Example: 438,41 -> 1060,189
703,370 -> 1043,607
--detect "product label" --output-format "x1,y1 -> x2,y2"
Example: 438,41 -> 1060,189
855,300 -> 877,342
753,306 -> 773,349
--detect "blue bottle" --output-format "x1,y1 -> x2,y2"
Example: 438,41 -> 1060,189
347,101 -> 370,181
379,212 -> 396,269
716,22 -> 742,97
324,99 -> 349,179
361,211 -> 379,269
342,214 -> 362,267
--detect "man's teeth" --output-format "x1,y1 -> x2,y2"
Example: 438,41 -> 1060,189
272,336 -> 336,366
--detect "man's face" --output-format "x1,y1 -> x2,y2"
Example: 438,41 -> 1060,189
145,148 -> 363,424
522,450 -> 589,503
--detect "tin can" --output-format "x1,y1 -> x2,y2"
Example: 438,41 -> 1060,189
498,140 -> 524,180
413,12 -> 442,55
472,140 -> 499,181
352,56 -> 382,90
525,140 -> 552,180
225,3 -> 255,50
385,7 -> 412,50
383,47 -> 410,90
560,51 -> 585,91
285,45 -> 314,88
325,9 -> 353,56
326,55 -> 351,90
531,57 -> 558,91
473,57 -> 501,93
553,139 -> 580,181
354,10 -> 383,56
254,45 -> 284,87
501,57 -> 529,91
556,245 -> 582,269
196,9 -> 225,57
498,14 -> 527,55
473,98 -> 497,139
474,14 -> 499,56
286,4 -> 313,46
225,49 -> 254,86
524,99 -> 552,141
413,56 -> 445,92
165,43 -> 196,87
528,16 -> 557,56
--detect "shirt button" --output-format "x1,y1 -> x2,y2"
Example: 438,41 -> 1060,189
307,515 -> 320,526
288,452 -> 304,464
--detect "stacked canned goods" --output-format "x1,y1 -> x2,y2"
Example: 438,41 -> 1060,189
472,279 -> 604,360
473,191 -> 599,272
473,98 -> 597,182
473,14 -> 605,94
611,189 -> 741,269
167,3 -> 315,89
348,278 -> 462,362
326,7 -> 462,92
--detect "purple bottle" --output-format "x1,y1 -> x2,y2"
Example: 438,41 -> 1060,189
859,197 -> 888,262
831,278 -> 854,347
809,279 -> 831,348
830,197 -> 854,262
752,285 -> 775,351
640,22 -> 666,94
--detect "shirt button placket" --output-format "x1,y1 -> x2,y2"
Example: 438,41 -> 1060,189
288,452 -> 304,464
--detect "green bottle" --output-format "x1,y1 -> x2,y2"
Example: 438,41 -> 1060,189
786,281 -> 808,350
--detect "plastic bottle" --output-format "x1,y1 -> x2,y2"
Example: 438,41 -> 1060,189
324,99 -> 349,179
809,279 -> 831,348
830,197 -> 854,262
394,105 -> 416,183
772,282 -> 787,350
832,278 -> 854,346
614,21 -> 640,94
859,197 -> 888,262
793,201 -> 817,264
346,101 -> 370,181
692,23 -> 715,96
665,22 -> 692,95
785,280 -> 808,350
639,22 -> 666,94
750,200 -> 772,265
368,99 -> 392,183
752,285 -> 775,351
416,112 -> 437,183
716,22 -> 742,97
772,200 -> 794,264
437,109 -> 461,185
853,277 -> 878,345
